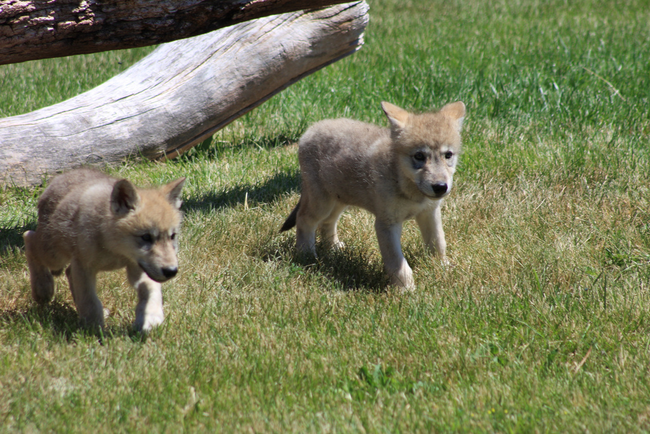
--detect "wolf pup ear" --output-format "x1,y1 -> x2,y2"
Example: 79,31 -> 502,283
111,179 -> 140,215
163,177 -> 186,209
440,101 -> 466,132
381,101 -> 410,130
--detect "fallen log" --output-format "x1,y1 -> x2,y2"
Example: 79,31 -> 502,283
0,2 -> 369,186
0,0 -> 355,66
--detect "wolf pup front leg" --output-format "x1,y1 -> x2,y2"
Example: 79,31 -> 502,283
24,169 -> 185,331
128,263 -> 165,332
374,220 -> 415,288
415,200 -> 448,264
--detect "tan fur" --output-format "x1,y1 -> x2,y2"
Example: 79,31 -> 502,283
24,168 -> 185,331
281,101 -> 466,289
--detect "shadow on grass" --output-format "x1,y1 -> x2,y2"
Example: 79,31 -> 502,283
183,169 -> 300,213
259,235 -> 389,293
315,247 -> 388,293
0,299 -> 151,344
182,131 -> 299,161
0,223 -> 35,256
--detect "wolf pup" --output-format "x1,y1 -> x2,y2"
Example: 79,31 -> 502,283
281,101 -> 465,289
24,169 -> 186,331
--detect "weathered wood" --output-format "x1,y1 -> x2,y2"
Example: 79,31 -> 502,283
0,0 -> 355,66
0,2 -> 369,187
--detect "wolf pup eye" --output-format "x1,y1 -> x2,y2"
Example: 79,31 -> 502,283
141,233 -> 153,243
444,151 -> 454,160
413,152 -> 426,162
171,233 -> 176,241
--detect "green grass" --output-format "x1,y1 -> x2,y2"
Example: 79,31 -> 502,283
2,0 -> 650,431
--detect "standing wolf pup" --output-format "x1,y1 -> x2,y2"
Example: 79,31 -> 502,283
24,169 -> 185,331
281,101 -> 465,289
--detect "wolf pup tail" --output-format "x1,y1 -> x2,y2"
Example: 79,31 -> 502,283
280,200 -> 300,232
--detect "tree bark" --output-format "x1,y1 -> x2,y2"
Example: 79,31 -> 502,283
0,2 -> 369,186
0,0 -> 355,66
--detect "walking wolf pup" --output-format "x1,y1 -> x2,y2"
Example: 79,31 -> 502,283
281,101 -> 465,289
24,169 -> 186,331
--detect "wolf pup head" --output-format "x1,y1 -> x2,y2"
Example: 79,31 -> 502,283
382,101 -> 465,200
110,177 -> 186,283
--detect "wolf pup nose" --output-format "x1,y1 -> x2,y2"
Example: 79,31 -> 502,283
23,168 -> 186,332
281,100 -> 465,290
431,182 -> 449,197
161,266 -> 179,279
